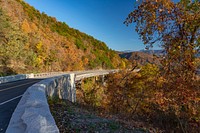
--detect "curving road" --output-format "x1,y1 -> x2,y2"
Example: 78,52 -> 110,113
0,69 -> 116,133
0,79 -> 42,133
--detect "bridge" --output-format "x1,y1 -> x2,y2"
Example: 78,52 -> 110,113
0,70 -> 117,133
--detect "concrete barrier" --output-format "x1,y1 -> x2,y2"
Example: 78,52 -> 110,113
0,74 -> 29,84
5,70 -> 116,133
75,71 -> 109,81
45,74 -> 76,102
33,72 -> 64,78
0,72 -> 65,84
6,74 -> 75,133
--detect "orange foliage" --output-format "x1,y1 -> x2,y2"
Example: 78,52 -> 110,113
21,19 -> 31,33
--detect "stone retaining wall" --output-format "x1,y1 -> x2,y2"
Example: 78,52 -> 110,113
6,74 -> 75,133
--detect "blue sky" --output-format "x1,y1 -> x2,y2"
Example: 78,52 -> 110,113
24,0 -> 147,51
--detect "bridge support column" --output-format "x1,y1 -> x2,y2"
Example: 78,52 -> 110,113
68,73 -> 76,102
101,75 -> 105,83
65,73 -> 76,102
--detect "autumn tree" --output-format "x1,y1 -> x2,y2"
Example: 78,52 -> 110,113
125,0 -> 200,82
0,8 -> 29,75
124,1 -> 200,131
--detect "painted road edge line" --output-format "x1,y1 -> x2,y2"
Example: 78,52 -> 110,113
0,81 -> 38,92
0,95 -> 23,106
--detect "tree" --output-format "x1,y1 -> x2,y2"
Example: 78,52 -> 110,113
0,8 -> 28,74
125,2 -> 200,131
125,0 -> 200,81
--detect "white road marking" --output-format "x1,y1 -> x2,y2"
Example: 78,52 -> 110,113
0,80 -> 26,87
0,95 -> 23,106
0,81 -> 37,92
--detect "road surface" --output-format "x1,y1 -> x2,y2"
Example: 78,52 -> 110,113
0,79 -> 42,133
0,70 -> 116,133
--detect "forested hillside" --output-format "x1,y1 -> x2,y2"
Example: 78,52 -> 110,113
0,0 -> 128,76
119,51 -> 160,66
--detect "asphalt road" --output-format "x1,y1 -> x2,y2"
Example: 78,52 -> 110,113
0,79 -> 42,133
0,70 -> 116,133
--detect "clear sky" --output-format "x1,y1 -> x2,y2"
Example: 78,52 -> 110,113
24,0 -> 146,51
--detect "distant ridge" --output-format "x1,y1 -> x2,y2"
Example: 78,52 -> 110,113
139,49 -> 165,56
118,49 -> 200,66
119,51 -> 160,65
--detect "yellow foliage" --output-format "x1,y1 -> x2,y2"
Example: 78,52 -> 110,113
36,41 -> 43,53
35,56 -> 43,66
73,61 -> 84,70
157,76 -> 166,87
120,60 -> 126,69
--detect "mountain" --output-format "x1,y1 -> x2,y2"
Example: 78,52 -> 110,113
120,49 -> 200,67
139,49 -> 165,56
0,0 -> 129,76
119,51 -> 161,66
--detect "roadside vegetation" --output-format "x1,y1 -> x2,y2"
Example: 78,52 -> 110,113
54,1 -> 200,132
76,64 -> 200,132
49,62 -> 199,132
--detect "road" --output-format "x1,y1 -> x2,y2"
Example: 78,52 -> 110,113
74,70 -> 113,81
0,70 -> 116,133
0,79 -> 42,133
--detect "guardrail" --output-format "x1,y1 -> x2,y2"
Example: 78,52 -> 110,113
75,71 -> 109,81
0,74 -> 29,84
33,72 -> 65,78
6,74 -> 75,133
5,70 -> 119,133
0,72 -> 65,84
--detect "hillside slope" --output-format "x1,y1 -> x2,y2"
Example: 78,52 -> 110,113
119,51 -> 160,65
0,0 -> 128,76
